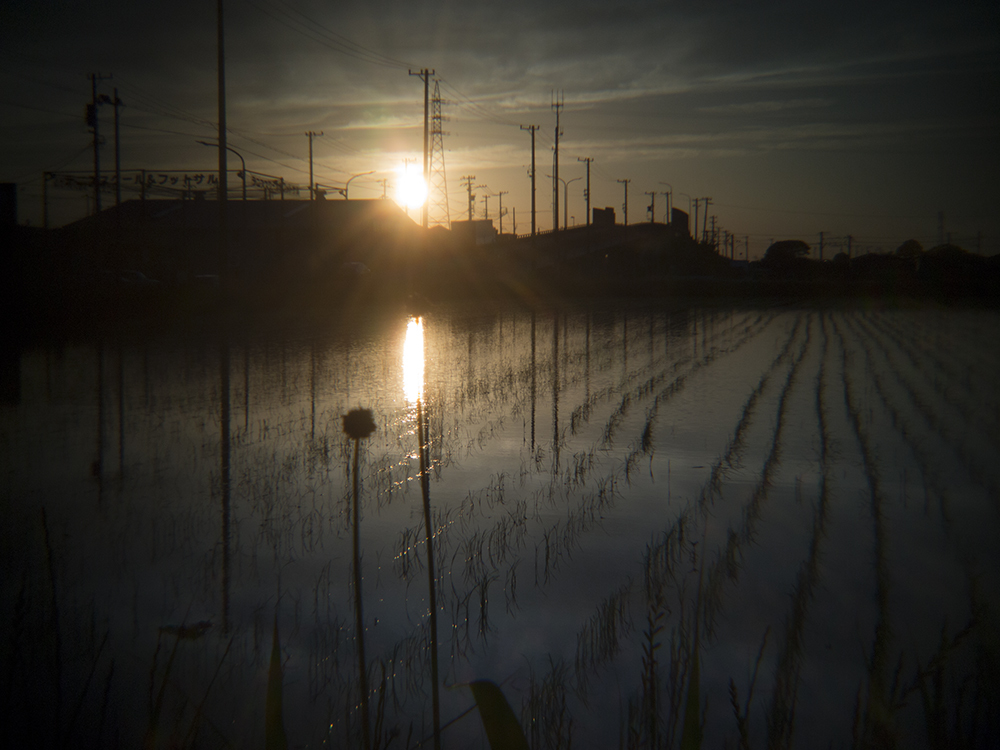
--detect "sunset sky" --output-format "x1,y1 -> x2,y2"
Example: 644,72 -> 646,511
2,0 -> 998,257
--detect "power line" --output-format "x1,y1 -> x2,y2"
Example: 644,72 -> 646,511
10,145 -> 92,183
246,0 -> 414,69
714,201 -> 926,220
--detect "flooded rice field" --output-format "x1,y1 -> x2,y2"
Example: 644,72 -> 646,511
2,303 -> 999,749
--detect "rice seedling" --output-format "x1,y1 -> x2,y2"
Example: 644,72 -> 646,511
765,315 -> 832,749
837,322 -> 901,749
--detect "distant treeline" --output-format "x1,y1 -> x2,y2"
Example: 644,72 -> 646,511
2,223 -> 998,337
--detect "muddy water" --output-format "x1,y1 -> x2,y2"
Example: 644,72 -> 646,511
2,304 -> 998,748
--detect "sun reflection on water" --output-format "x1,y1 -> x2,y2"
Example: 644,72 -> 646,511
403,316 -> 424,403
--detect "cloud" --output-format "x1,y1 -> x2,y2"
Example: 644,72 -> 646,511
698,98 -> 834,114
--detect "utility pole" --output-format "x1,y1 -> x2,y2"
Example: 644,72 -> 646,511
497,190 -> 508,235
378,178 -> 388,198
42,172 -> 49,229
617,179 -> 630,226
702,198 -> 712,243
521,125 -> 539,235
461,175 -> 476,221
113,88 -> 123,207
818,231 -> 826,261
710,215 -> 717,250
645,191 -> 656,223
305,131 -> 323,200
551,91 -> 563,232
409,68 -> 435,228
578,156 -> 593,226
659,182 -> 672,223
692,198 -> 700,239
88,72 -> 112,213
216,0 -> 228,280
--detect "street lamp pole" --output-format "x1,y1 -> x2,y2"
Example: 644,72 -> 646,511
339,170 -> 375,199
563,177 -> 581,230
546,175 -> 581,231
197,139 -> 246,200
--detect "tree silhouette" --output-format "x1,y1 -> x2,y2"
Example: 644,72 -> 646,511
762,240 -> 810,267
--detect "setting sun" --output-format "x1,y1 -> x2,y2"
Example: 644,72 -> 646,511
396,166 -> 427,210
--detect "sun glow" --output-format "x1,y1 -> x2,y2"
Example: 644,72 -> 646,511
403,317 -> 425,403
396,165 -> 427,210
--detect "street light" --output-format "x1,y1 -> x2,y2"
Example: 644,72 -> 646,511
197,140 -> 246,200
338,170 -> 375,199
546,174 -> 581,231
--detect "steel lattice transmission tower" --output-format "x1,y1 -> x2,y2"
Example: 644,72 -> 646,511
427,80 -> 450,228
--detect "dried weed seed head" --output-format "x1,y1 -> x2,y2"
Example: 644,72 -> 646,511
343,408 -> 377,440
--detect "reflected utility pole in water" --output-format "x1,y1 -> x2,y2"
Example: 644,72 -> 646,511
95,342 -> 105,504
552,314 -> 560,471
403,317 -> 441,748
530,314 -> 536,451
416,394 -> 441,750
219,340 -> 232,634
118,347 -> 125,477
343,409 -> 377,750
216,0 -> 232,636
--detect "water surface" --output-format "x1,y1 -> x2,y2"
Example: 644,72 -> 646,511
2,303 -> 998,748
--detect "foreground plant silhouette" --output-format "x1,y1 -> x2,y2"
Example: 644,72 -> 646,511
344,408 -> 377,749
468,680 -> 529,750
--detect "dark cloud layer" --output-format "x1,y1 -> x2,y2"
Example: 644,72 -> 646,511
2,0 -> 998,251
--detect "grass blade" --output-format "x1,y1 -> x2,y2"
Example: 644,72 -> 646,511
469,680 -> 529,750
266,617 -> 288,750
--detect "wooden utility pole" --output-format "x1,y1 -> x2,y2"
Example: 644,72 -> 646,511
702,198 -> 712,243
409,68 -> 435,227
461,175 -> 476,221
645,191 -> 656,223
617,179 -> 630,226
217,0 -> 228,280
88,72 -> 112,213
551,92 -> 563,231
305,131 -> 322,200
578,157 -> 593,225
497,190 -> 508,235
113,89 -> 123,207
521,125 -> 539,235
